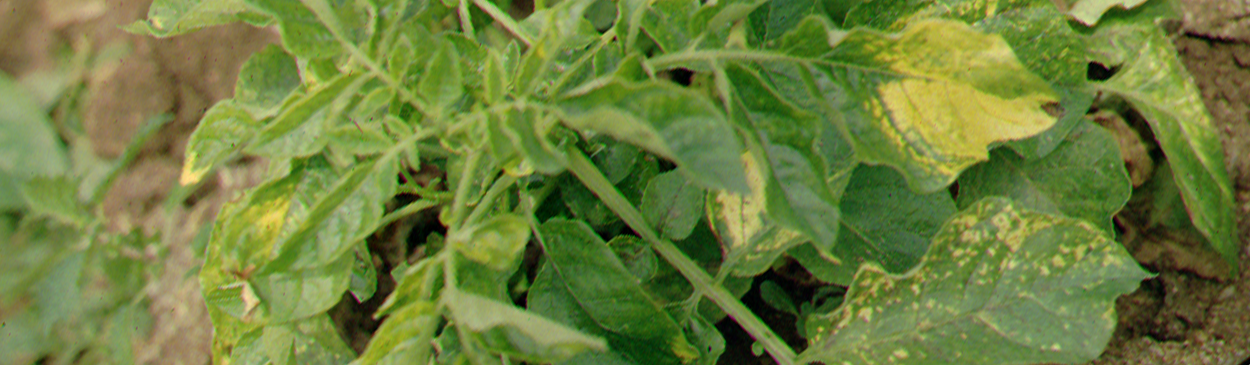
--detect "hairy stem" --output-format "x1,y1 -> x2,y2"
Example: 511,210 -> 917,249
565,147 -> 797,365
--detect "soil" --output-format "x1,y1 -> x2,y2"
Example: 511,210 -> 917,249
0,0 -> 1248,364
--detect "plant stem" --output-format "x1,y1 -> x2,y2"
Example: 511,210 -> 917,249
473,0 -> 532,47
448,151 -> 484,231
465,173 -> 519,226
565,147 -> 797,365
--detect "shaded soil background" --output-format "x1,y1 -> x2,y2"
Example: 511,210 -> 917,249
0,0 -> 1247,364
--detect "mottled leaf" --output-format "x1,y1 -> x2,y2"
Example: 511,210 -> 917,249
448,214 -> 530,272
708,152 -> 808,277
234,45 -> 301,119
799,197 -> 1151,365
959,121 -> 1131,234
1092,24 -> 1240,272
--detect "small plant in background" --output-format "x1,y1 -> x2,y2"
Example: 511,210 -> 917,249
122,0 -> 1237,364
0,62 -> 168,363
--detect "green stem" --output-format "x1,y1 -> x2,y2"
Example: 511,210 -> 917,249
473,0 -> 532,47
448,151 -> 484,231
458,0 -> 476,39
465,174 -> 519,226
565,148 -> 797,365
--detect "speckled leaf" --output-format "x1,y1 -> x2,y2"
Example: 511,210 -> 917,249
1092,24 -> 1240,272
231,314 -> 356,365
181,100 -> 261,185
798,197 -> 1151,365
234,45 -> 301,119
725,63 -> 842,252
123,0 -> 262,37
537,219 -> 699,361
558,79 -> 749,194
958,120 -> 1131,234
246,73 -> 365,159
443,287 -> 608,363
641,171 -> 705,241
791,165 -> 957,286
772,18 -> 1060,193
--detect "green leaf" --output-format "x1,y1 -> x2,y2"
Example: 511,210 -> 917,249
448,214 -> 530,272
418,41 -> 465,116
444,287 -> 608,363
244,0 -> 366,59
537,219 -> 699,360
1092,24 -> 1240,272
349,243 -> 377,303
792,165 -> 957,286
247,73 -> 366,159
375,258 -> 440,318
20,176 -> 92,228
641,171 -> 705,241
235,45 -> 302,119
558,79 -> 749,194
123,0 -> 259,37
798,197 -> 1152,365
0,72 -> 68,195
1067,0 -> 1149,25
958,120 -> 1131,234
725,63 -> 842,252
181,100 -> 262,185
528,263 -> 702,365
354,300 -> 439,365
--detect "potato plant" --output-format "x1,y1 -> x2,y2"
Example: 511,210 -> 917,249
128,0 -> 1237,364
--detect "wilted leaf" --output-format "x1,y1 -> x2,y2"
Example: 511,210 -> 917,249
1092,24 -> 1240,272
444,287 -> 608,363
799,197 -> 1151,365
559,79 -> 749,194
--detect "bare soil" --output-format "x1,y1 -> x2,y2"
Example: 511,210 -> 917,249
0,0 -> 1247,364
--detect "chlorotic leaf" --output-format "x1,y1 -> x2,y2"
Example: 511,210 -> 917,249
958,120 -> 1131,234
708,152 -> 809,277
444,287 -> 608,363
559,79 -> 749,194
1093,24 -> 1240,272
798,197 -> 1151,365
181,100 -> 261,185
1067,0 -> 1149,25
448,214 -> 530,272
